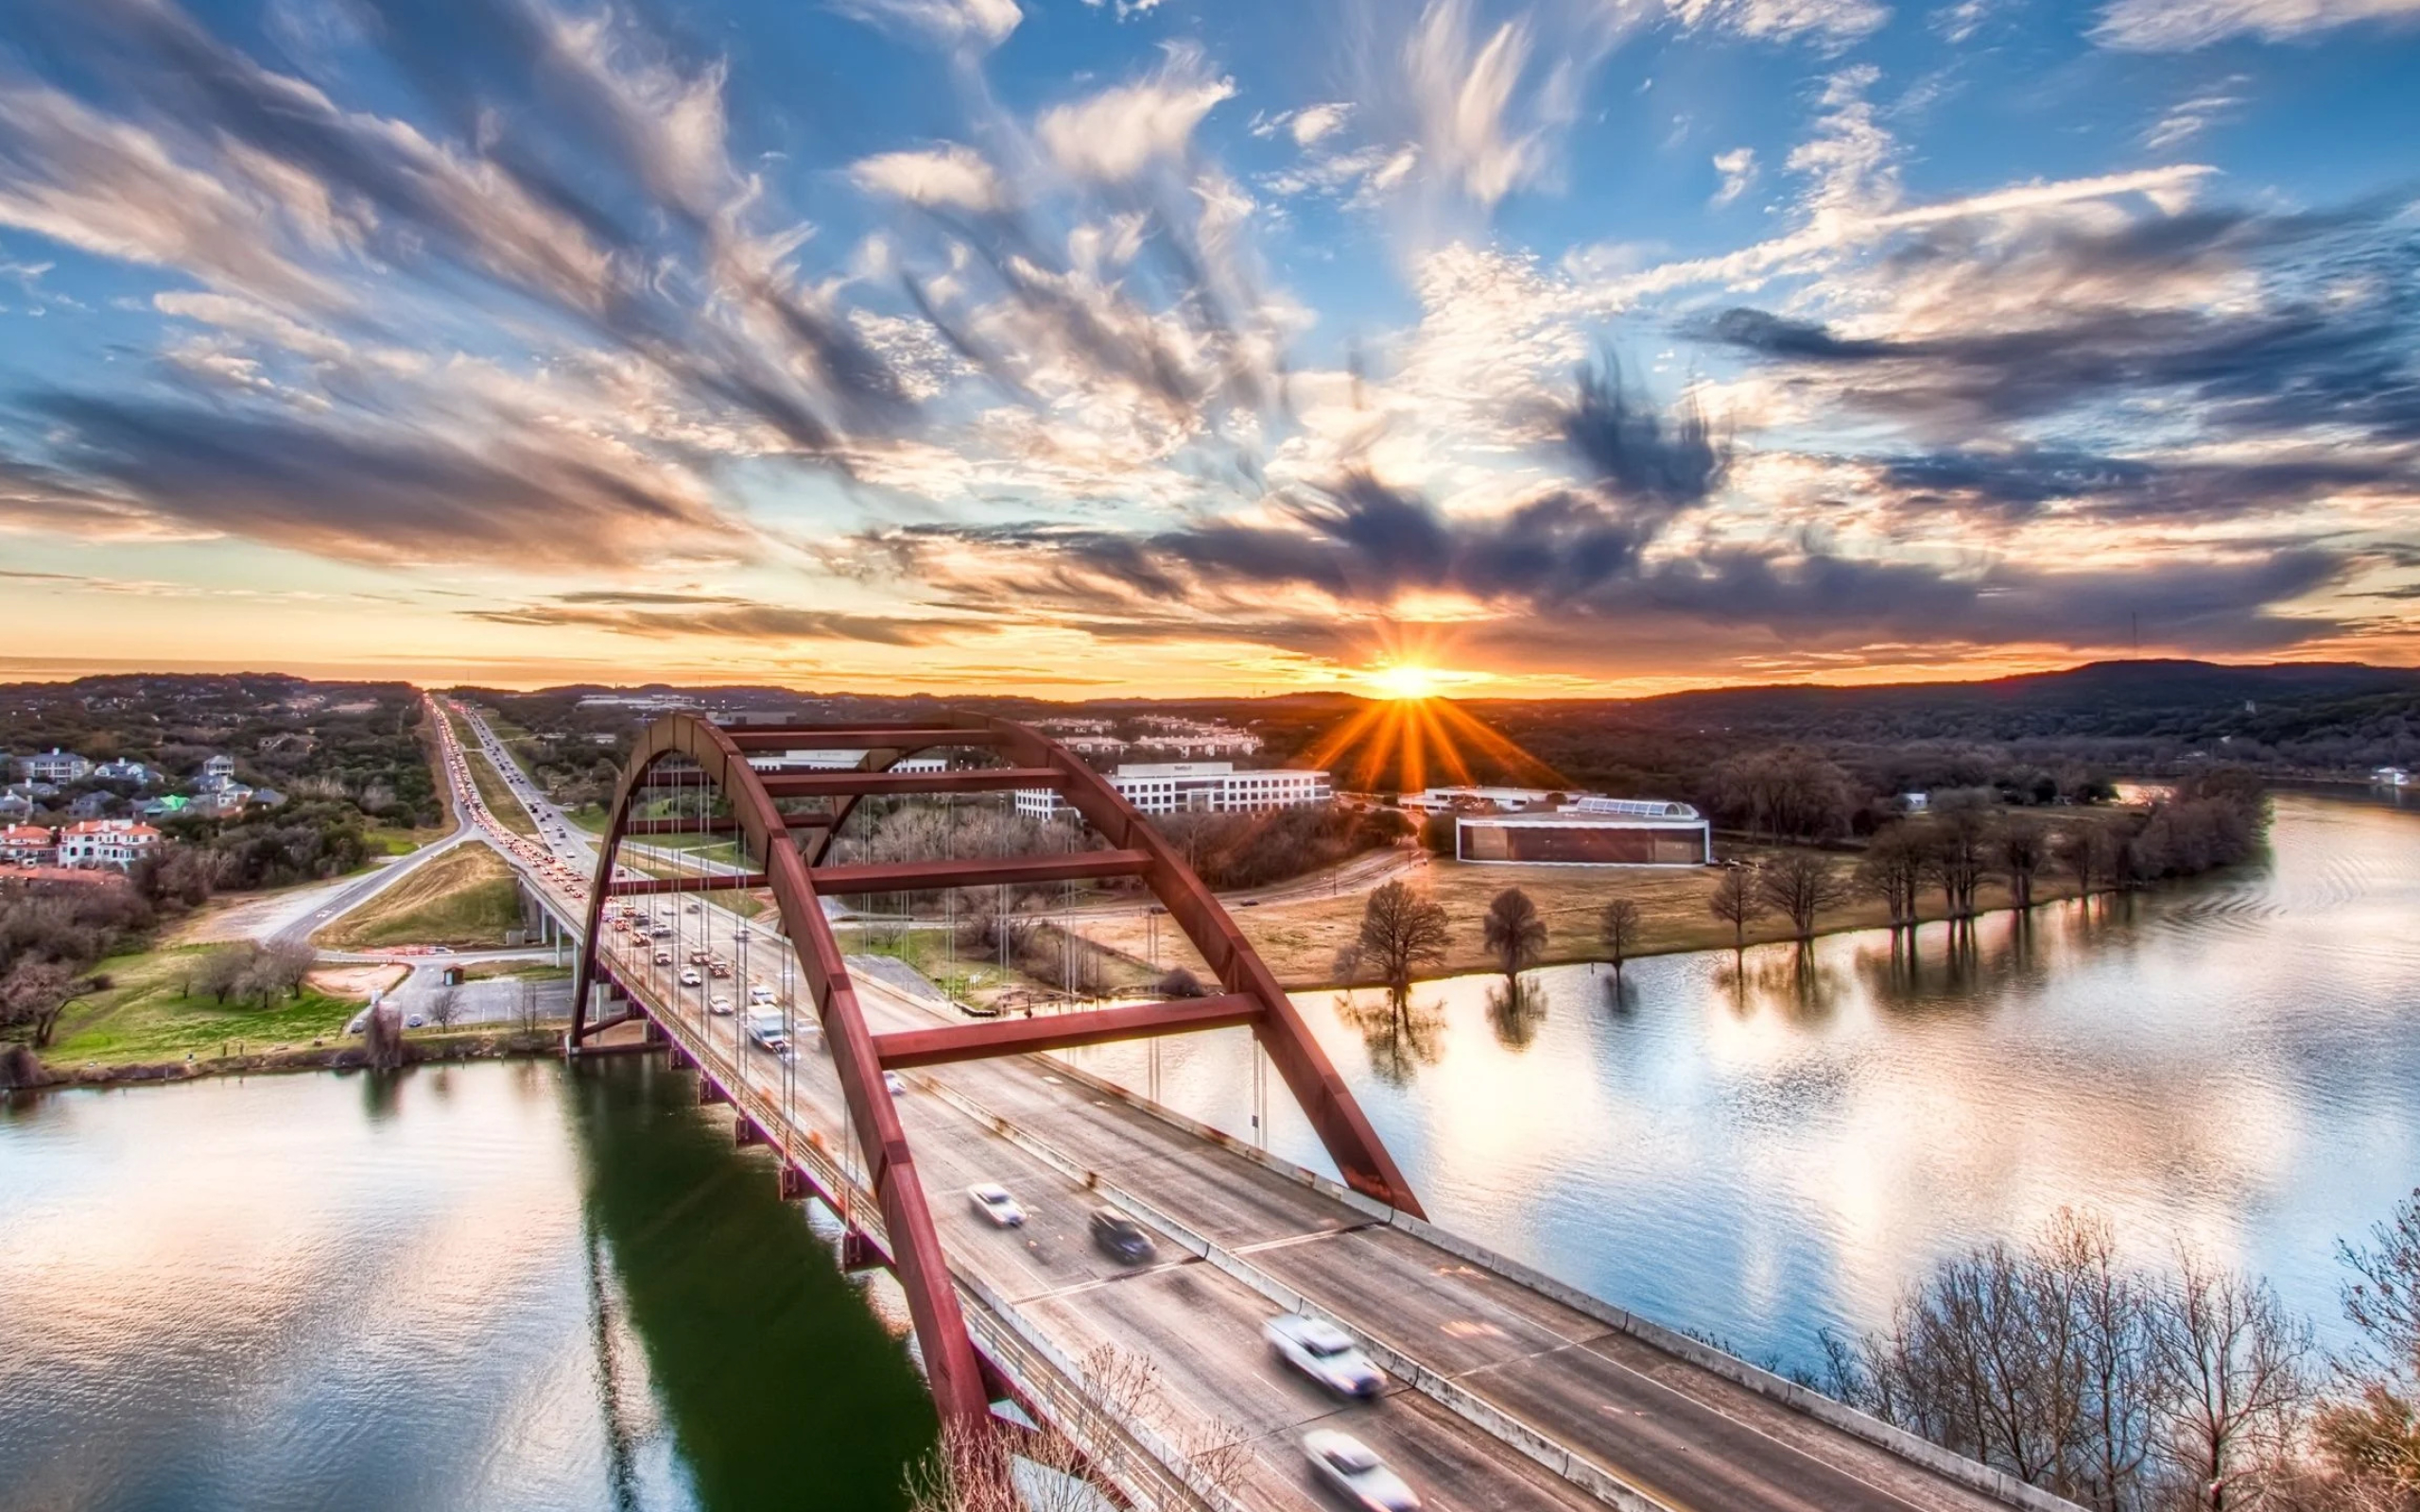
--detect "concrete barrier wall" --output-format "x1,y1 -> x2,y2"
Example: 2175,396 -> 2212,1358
1031,1054 -> 2086,1512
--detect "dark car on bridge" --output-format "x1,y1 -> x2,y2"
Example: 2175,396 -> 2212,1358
1089,1207 -> 1156,1266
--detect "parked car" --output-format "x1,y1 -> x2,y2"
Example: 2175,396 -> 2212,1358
967,1184 -> 1026,1228
1302,1430 -> 1420,1510
1090,1207 -> 1156,1265
1265,1314 -> 1384,1399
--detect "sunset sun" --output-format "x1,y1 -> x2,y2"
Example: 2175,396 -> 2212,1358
1366,662 -> 1445,701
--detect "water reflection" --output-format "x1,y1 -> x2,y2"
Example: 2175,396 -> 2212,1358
0,1059 -> 934,1512
1334,989 -> 1445,1085
1065,793 -> 2420,1377
1484,977 -> 1550,1049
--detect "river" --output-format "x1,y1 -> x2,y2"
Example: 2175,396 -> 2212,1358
3,790 -> 2413,1508
0,1058 -> 935,1512
1069,789 -> 2420,1371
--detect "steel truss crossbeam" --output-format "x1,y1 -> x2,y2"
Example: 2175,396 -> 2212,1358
569,710 -> 1422,1434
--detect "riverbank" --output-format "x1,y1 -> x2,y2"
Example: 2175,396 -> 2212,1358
1,1026 -> 562,1093
1075,847 -> 2118,991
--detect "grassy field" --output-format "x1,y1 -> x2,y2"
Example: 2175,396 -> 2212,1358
364,824 -> 451,856
316,843 -> 525,949
46,945 -> 365,1068
1075,844 -> 2091,988
443,707 -> 538,836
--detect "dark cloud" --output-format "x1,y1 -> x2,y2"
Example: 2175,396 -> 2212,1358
1700,205 -> 2420,445
1559,361 -> 1730,511
1876,447 -> 2416,524
24,391 -> 737,568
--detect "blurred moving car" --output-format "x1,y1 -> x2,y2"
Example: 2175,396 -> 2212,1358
1265,1314 -> 1384,1399
1089,1207 -> 1157,1265
967,1183 -> 1026,1228
1302,1430 -> 1420,1510
679,968 -> 702,988
708,994 -> 733,1015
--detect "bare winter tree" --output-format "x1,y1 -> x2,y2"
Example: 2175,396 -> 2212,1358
2151,1256 -> 2311,1510
1709,867 -> 1764,952
1858,824 -> 1929,928
1758,851 -> 1850,941
1481,887 -> 1547,983
0,960 -> 77,1049
426,984 -> 463,1031
1599,898 -> 1642,977
1926,803 -> 1997,919
1997,813 -> 2051,912
1345,880 -> 1450,1005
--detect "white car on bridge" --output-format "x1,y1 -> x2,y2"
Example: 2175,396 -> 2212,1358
966,1183 -> 1026,1228
1265,1314 -> 1384,1399
1303,1430 -> 1420,1510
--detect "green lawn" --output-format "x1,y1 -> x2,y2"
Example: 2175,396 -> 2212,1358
47,946 -> 363,1068
364,824 -> 450,856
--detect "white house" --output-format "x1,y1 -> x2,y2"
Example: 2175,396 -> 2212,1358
197,754 -> 239,791
16,748 -> 93,784
56,818 -> 163,870
92,758 -> 153,785
0,824 -> 55,866
1017,761 -> 1330,820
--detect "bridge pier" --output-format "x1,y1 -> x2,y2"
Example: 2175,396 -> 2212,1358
838,1230 -> 885,1274
734,1116 -> 764,1147
697,1076 -> 730,1107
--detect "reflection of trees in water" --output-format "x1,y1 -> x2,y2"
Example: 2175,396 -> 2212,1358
1334,989 -> 1444,1086
1485,977 -> 1549,1050
1857,900 -> 2125,1013
1714,946 -> 1844,1022
1599,970 -> 1639,1017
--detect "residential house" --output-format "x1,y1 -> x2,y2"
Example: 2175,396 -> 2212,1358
92,758 -> 153,785
0,824 -> 55,866
57,818 -> 163,870
16,747 -> 93,783
197,754 -> 239,790
66,791 -> 113,820
140,794 -> 195,821
0,792 -> 32,822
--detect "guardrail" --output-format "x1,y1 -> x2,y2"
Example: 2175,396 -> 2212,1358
1026,1052 -> 2087,1512
610,967 -> 1231,1512
911,1066 -> 1676,1512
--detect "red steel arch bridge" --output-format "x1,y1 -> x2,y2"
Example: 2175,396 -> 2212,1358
533,706 -> 2068,1512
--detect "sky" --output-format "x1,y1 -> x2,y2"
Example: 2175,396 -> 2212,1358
0,0 -> 2415,698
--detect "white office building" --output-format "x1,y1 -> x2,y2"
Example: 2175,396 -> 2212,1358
746,749 -> 949,776
1016,762 -> 1330,820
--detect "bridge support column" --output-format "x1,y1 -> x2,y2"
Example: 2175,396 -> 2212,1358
838,1230 -> 885,1274
779,1165 -> 812,1202
698,1077 -> 729,1107
734,1117 -> 764,1147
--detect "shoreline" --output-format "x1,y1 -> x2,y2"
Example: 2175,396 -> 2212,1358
1278,872 -> 2156,994
2,1028 -> 562,1095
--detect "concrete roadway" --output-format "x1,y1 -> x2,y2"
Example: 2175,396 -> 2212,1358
465,703 -> 2022,1512
596,911 -> 1599,1512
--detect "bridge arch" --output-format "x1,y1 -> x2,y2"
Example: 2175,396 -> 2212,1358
570,711 -> 1421,1429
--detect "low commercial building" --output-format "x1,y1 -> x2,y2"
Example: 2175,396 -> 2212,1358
0,824 -> 55,866
57,818 -> 164,870
1016,761 -> 1331,820
745,750 -> 948,776
1400,785 -> 1571,815
1457,797 -> 1710,867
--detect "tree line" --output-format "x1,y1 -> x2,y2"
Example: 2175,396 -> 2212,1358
1826,1196 -> 2420,1511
